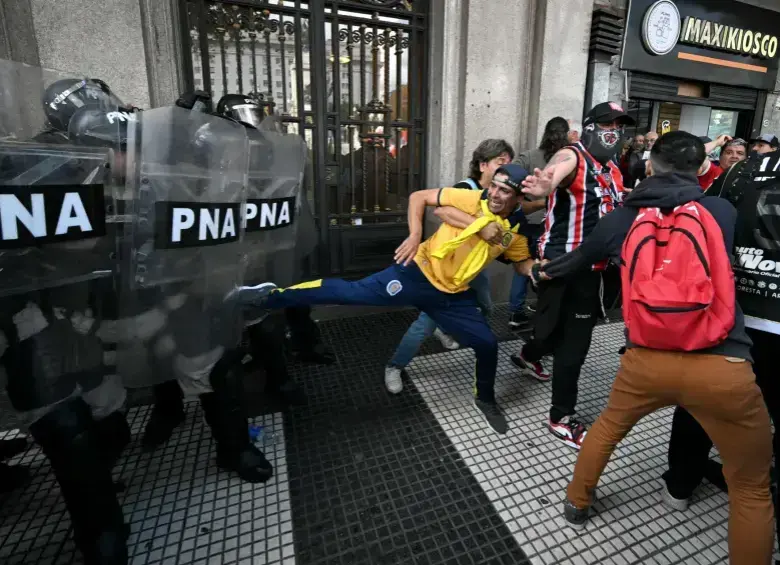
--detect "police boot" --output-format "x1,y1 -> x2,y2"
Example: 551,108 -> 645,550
247,319 -> 307,407
0,437 -> 28,459
29,398 -> 128,565
0,437 -> 31,494
284,305 -> 335,365
141,380 -> 185,451
92,411 -> 131,469
200,354 -> 273,484
0,463 -> 30,493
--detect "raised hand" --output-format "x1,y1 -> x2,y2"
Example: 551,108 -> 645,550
522,167 -> 554,198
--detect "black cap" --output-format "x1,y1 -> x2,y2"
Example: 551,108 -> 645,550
698,135 -> 712,144
583,102 -> 636,128
750,133 -> 779,147
494,164 -> 530,193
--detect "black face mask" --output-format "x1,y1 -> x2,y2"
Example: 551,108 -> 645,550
581,123 -> 624,165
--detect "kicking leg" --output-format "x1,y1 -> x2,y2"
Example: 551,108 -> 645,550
427,302 -> 505,434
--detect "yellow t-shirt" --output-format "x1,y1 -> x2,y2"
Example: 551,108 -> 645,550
414,188 -> 530,293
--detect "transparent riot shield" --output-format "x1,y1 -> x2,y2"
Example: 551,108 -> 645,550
243,117 -> 315,291
113,107 -> 251,391
0,59 -> 120,420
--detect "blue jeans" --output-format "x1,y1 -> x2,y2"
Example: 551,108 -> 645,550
509,273 -> 528,313
388,271 -> 493,369
256,263 -> 499,402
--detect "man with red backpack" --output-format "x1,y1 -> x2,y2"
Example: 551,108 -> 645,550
526,131 -> 773,565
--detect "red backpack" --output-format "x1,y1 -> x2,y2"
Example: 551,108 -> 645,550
620,202 -> 735,351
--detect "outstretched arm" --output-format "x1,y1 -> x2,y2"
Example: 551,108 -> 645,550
521,148 -> 578,198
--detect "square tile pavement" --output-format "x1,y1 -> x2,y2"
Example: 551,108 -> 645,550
0,404 -> 295,565
407,323 -> 731,565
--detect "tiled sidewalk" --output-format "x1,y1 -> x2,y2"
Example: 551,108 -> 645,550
0,409 -> 293,565
0,313 -> 737,565
408,323 -> 731,565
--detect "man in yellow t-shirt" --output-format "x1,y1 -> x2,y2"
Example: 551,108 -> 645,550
229,165 -> 536,434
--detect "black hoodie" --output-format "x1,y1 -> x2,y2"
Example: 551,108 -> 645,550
541,173 -> 752,361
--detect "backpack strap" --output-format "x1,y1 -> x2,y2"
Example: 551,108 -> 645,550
461,177 -> 481,191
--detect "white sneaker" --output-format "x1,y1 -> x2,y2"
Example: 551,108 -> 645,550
433,328 -> 459,350
660,481 -> 689,512
385,366 -> 403,394
224,281 -> 277,305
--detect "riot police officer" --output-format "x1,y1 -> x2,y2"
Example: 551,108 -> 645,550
140,92 -> 331,454
0,67 -> 130,564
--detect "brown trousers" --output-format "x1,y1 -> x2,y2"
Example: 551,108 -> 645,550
567,348 -> 774,565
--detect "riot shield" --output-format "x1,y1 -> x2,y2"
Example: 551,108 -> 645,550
243,116 -> 315,291
0,59 -> 119,419
112,107 -> 251,391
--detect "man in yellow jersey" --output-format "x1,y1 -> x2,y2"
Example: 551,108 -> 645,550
229,164 -> 536,433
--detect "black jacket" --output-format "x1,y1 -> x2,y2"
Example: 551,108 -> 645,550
541,173 -> 752,360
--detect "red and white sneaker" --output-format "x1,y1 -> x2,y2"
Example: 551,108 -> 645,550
549,416 -> 588,449
510,353 -> 550,382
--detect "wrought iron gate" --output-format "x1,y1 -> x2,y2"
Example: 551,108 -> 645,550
179,0 -> 430,277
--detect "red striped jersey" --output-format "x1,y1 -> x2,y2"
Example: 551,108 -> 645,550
537,143 -> 625,271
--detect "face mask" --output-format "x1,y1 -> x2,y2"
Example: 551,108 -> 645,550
581,123 -> 624,164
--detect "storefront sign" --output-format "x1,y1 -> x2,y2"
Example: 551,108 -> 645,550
622,0 -> 780,91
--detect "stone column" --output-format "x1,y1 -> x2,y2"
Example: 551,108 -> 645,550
426,0 -> 593,306
525,0 -> 592,146
584,59 -> 612,114
0,0 -> 40,65
0,0 -> 41,139
138,0 -> 187,108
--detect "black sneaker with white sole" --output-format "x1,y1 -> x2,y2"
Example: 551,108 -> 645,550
563,498 -> 589,530
474,399 -> 508,434
510,353 -> 550,382
508,311 -> 531,330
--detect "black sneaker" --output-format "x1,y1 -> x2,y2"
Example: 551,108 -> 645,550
474,399 -> 508,434
0,437 -> 28,460
267,381 -> 308,407
0,463 -> 30,493
563,498 -> 589,530
509,311 -> 531,330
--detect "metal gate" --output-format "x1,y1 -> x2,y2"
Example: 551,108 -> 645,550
178,0 -> 430,277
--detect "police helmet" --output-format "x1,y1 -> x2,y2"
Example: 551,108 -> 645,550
68,106 -> 135,148
42,78 -> 125,132
216,94 -> 265,129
